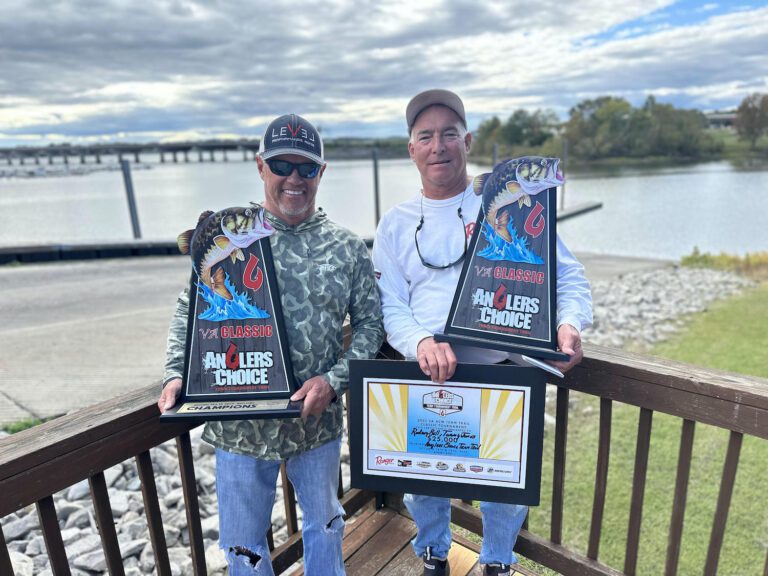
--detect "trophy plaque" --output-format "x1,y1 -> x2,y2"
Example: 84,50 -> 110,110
161,205 -> 302,421
435,157 -> 569,361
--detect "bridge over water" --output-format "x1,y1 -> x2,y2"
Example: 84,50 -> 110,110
0,139 -> 262,166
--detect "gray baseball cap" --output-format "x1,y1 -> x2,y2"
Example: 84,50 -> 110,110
406,89 -> 467,133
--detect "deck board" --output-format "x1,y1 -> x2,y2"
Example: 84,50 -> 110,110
346,513 -> 416,575
333,507 -> 539,576
286,506 -> 540,575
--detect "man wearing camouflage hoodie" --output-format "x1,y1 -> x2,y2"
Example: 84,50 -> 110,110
158,113 -> 384,576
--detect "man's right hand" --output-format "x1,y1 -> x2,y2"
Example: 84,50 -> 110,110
158,378 -> 182,413
416,337 -> 457,383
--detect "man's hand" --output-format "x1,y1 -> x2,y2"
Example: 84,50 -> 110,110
291,376 -> 336,418
158,378 -> 182,413
417,337 -> 457,383
547,324 -> 584,374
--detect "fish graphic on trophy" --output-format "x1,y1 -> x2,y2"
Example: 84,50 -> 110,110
177,206 -> 274,321
472,157 -> 563,264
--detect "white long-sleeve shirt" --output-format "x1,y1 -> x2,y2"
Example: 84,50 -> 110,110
372,183 -> 592,363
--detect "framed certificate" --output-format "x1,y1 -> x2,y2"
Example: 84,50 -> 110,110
349,360 -> 546,504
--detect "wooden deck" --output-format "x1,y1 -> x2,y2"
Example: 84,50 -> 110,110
317,502 -> 537,576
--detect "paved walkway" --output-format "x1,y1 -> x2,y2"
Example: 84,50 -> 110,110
0,253 -> 671,424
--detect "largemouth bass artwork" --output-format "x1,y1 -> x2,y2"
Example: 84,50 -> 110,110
473,157 -> 563,243
177,205 -> 274,301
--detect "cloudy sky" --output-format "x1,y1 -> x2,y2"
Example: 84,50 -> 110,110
1,0 -> 767,146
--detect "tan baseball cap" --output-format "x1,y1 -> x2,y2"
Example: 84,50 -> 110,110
406,89 -> 467,133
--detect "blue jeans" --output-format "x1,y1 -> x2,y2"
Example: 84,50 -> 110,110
404,494 -> 527,565
215,439 -> 346,576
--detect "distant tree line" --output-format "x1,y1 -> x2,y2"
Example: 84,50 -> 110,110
472,96 -> 726,161
735,93 -> 768,150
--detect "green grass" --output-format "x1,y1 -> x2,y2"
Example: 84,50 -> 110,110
524,282 -> 768,575
653,283 -> 768,376
1,417 -> 48,434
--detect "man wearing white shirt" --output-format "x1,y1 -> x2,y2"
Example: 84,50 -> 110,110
372,89 -> 593,576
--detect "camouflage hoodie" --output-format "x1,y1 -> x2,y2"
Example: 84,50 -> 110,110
164,208 -> 384,460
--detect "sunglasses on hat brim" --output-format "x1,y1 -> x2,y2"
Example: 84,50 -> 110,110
266,159 -> 321,178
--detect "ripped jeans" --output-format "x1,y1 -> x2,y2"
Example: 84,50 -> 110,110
215,439 -> 346,575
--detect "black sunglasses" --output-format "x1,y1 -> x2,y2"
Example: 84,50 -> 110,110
266,159 -> 321,178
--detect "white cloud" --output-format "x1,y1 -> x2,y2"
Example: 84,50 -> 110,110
0,0 -> 765,143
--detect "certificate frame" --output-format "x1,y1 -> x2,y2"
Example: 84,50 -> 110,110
349,359 -> 546,505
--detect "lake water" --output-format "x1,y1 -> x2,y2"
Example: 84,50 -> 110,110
1,157 -> 766,260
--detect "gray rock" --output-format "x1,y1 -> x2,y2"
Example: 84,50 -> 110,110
8,551 -> 33,576
64,508 -> 92,530
206,542 -> 228,574
163,488 -> 184,508
164,524 -> 181,547
109,489 -> 130,517
126,476 -> 142,491
56,502 -> 85,522
120,538 -> 149,559
127,497 -> 144,514
61,527 -> 83,545
196,468 -> 217,492
32,553 -> 50,570
152,448 -> 179,475
139,541 -> 155,572
3,514 -> 38,540
121,510 -> 141,524
24,535 -> 45,556
66,533 -> 101,557
66,479 -> 91,502
120,519 -> 148,540
104,463 -> 125,487
0,512 -> 19,526
8,539 -> 31,553
72,549 -> 106,573
201,515 -> 219,540
168,547 -> 193,573
155,476 -> 172,497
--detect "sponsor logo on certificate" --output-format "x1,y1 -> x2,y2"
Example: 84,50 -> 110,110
423,389 -> 463,416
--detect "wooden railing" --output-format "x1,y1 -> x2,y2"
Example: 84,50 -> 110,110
0,384 -> 373,575
2,344 -> 767,575
445,344 -> 768,576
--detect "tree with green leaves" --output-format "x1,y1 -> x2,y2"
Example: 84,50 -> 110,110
735,93 -> 768,150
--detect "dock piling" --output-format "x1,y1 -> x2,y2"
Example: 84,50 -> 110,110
120,160 -> 142,240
